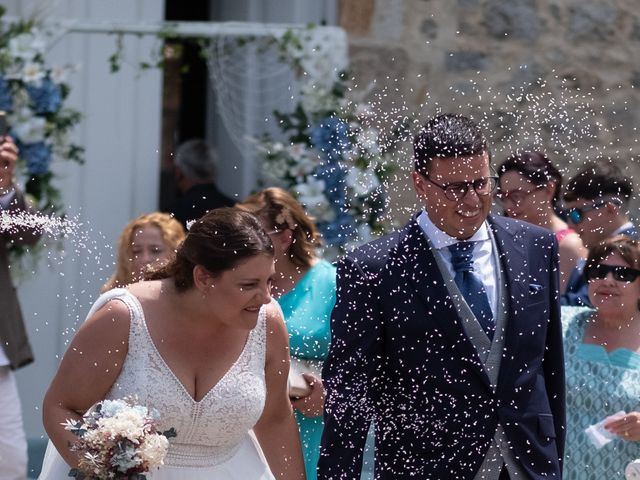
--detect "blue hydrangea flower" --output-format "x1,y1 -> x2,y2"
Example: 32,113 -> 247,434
310,116 -> 351,163
0,77 -> 13,112
314,162 -> 357,247
26,78 -> 61,114
20,142 -> 51,175
315,163 -> 347,207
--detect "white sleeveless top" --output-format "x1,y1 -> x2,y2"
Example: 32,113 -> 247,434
39,288 -> 275,479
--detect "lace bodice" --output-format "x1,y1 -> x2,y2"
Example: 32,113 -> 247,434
104,289 -> 267,468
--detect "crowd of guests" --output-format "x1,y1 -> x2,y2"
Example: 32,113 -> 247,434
3,116 -> 640,478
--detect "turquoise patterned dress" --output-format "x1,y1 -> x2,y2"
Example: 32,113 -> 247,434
562,306 -> 640,479
278,260 -> 335,480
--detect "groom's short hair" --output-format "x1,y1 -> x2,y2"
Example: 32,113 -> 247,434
413,113 -> 489,174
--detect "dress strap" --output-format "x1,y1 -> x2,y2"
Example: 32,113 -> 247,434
83,288 -> 129,322
245,304 -> 268,368
84,288 -> 145,343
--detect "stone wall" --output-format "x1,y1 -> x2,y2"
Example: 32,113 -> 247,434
340,0 -> 640,218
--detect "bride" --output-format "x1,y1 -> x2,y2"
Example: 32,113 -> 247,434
39,208 -> 306,479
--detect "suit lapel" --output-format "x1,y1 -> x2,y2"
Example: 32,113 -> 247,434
487,217 -> 529,389
399,218 -> 491,388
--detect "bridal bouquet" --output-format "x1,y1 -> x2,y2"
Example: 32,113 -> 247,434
63,397 -> 176,479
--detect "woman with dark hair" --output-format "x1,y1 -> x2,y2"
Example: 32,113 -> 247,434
40,208 -> 306,479
239,188 -> 335,480
562,235 -> 640,478
497,150 -> 587,290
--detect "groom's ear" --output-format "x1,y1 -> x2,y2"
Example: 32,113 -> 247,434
412,170 -> 429,199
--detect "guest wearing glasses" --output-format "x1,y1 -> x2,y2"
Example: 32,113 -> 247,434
320,113 -> 565,479
497,151 -> 587,291
562,235 -> 640,479
561,159 -> 639,306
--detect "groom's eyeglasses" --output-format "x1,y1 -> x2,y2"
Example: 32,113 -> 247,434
422,175 -> 498,202
584,263 -> 640,283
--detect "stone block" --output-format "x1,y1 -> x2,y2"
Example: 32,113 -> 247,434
631,20 -> 640,42
339,0 -> 375,35
419,19 -> 438,40
457,0 -> 480,8
445,50 -> 488,72
509,62 -> 547,91
567,2 -> 619,42
483,0 -> 543,42
348,44 -> 410,115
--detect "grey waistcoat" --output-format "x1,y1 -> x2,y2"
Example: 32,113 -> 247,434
426,229 -> 528,480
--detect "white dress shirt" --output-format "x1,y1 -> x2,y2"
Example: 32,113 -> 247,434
417,209 -> 498,317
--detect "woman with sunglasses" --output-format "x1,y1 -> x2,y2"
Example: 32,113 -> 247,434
562,235 -> 640,479
497,151 -> 586,291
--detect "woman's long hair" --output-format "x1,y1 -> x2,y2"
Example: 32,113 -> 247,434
238,187 -> 321,269
102,212 -> 185,292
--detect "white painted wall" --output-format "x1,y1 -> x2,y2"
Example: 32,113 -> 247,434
2,0 -> 165,441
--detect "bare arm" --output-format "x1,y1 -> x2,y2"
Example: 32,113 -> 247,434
254,302 -> 306,479
558,233 -> 587,293
42,299 -> 130,467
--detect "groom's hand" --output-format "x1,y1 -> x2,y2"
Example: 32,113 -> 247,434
290,373 -> 325,418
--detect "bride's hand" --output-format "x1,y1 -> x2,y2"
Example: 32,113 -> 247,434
290,373 -> 325,418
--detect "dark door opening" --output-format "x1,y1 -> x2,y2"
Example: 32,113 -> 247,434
159,2 -> 210,211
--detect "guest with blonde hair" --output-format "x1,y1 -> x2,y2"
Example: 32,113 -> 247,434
102,212 -> 185,292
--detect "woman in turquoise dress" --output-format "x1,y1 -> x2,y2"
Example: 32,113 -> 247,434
240,188 -> 335,480
562,235 -> 640,479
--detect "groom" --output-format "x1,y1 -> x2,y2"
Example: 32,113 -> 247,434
318,114 -> 565,479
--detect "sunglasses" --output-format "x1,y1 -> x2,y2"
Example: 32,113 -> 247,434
567,199 -> 621,224
584,263 -> 640,283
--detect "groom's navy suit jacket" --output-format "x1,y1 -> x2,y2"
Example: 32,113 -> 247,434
319,214 -> 565,479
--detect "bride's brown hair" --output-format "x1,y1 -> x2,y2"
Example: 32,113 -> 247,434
147,207 -> 274,291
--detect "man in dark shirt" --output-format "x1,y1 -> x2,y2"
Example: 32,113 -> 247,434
167,139 -> 234,228
561,159 -> 639,306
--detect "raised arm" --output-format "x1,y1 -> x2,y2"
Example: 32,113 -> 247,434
318,256 -> 382,479
558,233 -> 587,293
253,302 -> 306,479
0,138 -> 41,245
42,299 -> 130,468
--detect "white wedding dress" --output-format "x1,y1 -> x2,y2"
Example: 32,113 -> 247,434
39,288 -> 275,479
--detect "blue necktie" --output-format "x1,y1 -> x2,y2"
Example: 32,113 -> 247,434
448,241 -> 495,340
